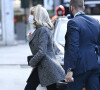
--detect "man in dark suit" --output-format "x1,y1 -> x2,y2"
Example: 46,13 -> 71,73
64,0 -> 100,90
97,46 -> 100,83
98,48 -> 100,83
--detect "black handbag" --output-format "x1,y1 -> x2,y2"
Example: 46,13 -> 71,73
56,80 -> 68,90
27,55 -> 33,66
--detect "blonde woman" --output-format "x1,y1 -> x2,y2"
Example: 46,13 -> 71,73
25,5 -> 65,90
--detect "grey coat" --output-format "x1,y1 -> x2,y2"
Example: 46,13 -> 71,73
28,26 -> 65,87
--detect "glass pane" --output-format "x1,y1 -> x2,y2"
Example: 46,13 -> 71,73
55,20 -> 68,45
32,0 -> 43,6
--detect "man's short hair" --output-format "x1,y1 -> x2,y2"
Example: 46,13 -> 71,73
70,0 -> 84,10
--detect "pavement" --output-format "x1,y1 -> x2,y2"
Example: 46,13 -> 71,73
0,43 -> 30,65
0,43 -> 46,90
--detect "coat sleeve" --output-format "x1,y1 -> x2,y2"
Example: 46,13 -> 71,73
98,46 -> 100,56
97,24 -> 100,56
64,20 -> 80,72
97,24 -> 100,46
29,28 -> 48,67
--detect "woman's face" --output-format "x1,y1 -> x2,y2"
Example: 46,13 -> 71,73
31,11 -> 36,20
30,11 -> 37,26
28,11 -> 36,25
28,15 -> 34,24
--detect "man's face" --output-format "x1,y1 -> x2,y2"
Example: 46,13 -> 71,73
57,10 -> 63,16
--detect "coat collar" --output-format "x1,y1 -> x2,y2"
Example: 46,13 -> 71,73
29,30 -> 37,43
74,12 -> 85,17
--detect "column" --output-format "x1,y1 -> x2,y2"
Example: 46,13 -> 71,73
1,0 -> 15,45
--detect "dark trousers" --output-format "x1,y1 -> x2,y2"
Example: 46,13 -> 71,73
24,68 -> 58,90
99,73 -> 100,85
67,70 -> 100,90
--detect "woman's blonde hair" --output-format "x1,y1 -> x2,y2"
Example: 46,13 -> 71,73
30,5 -> 54,30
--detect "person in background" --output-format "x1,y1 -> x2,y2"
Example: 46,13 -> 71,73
24,5 -> 65,90
64,0 -> 100,90
51,5 -> 65,21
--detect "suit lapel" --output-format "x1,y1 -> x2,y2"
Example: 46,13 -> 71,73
29,30 -> 37,43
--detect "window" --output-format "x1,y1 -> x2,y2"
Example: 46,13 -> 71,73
32,0 -> 43,6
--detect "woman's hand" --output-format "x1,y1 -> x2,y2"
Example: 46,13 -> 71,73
28,32 -> 32,39
65,71 -> 74,82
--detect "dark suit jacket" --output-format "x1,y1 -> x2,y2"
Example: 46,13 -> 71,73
64,14 -> 100,76
97,46 -> 100,56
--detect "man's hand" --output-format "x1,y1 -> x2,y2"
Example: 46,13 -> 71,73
65,71 -> 74,82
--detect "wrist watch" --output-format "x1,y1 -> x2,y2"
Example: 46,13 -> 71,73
67,68 -> 74,72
